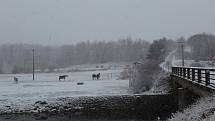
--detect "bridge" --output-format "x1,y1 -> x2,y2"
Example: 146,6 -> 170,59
171,66 -> 215,96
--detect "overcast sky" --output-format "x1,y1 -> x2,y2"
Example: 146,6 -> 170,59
0,0 -> 215,45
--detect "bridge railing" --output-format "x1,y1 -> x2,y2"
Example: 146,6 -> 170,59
172,66 -> 215,88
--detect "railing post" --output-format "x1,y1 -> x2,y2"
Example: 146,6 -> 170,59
192,69 -> 195,81
197,69 -> 201,83
183,68 -> 186,78
171,67 -> 215,87
205,69 -> 210,86
187,68 -> 190,79
172,67 -> 175,74
177,68 -> 179,75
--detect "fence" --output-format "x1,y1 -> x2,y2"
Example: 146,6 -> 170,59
172,66 -> 215,88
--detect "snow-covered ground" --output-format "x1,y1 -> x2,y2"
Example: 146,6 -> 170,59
50,62 -> 129,73
0,65 -> 129,113
160,50 -> 177,72
168,95 -> 215,121
160,50 -> 215,120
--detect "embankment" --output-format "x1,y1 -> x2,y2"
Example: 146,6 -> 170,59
0,94 -> 177,121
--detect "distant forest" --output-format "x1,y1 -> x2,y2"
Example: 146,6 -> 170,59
0,37 -> 150,73
1,33 -> 214,74
187,33 -> 215,60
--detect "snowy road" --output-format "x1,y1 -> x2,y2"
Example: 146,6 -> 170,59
0,69 -> 129,110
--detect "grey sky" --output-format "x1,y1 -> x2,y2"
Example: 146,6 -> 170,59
0,0 -> 215,45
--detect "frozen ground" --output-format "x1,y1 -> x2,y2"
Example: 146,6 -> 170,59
0,66 -> 129,113
168,95 -> 215,121
160,50 -> 215,120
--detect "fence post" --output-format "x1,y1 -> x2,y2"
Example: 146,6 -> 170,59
198,69 -> 201,83
192,69 -> 195,81
180,68 -> 183,77
172,67 -> 175,74
183,68 -> 186,78
174,67 -> 177,74
205,69 -> 210,86
177,68 -> 179,75
187,68 -> 190,79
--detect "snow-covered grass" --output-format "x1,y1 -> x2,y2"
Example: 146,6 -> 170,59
160,50 -> 215,121
55,62 -> 130,73
0,66 -> 129,113
168,95 -> 215,121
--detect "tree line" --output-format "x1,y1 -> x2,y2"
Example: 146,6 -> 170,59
132,33 -> 215,93
131,37 -> 176,93
187,33 -> 215,61
0,37 -> 150,74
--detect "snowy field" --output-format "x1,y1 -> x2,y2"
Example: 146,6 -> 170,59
0,67 -> 129,111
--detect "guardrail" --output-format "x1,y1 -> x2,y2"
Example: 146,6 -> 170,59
172,66 -> 215,88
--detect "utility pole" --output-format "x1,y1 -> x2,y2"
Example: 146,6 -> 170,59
177,40 -> 185,66
181,43 -> 184,66
33,48 -> 35,80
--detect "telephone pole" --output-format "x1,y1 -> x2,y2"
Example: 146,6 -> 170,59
177,41 -> 185,66
33,48 -> 35,80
